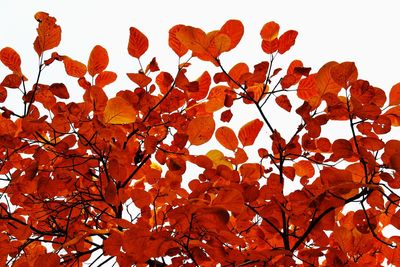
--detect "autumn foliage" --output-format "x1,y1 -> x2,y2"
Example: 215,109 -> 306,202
2,11 -> 400,267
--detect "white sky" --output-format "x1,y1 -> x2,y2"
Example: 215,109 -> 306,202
2,0 -> 400,90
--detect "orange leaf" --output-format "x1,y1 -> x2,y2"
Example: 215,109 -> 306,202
260,21 -> 280,41
33,12 -> 62,55
0,86 -> 6,103
228,63 -> 249,89
297,74 -> 318,101
316,61 -> 341,96
95,71 -> 117,88
127,73 -> 152,87
207,31 -> 231,57
175,26 -> 209,55
238,119 -> 263,146
240,163 -> 264,182
219,20 -> 244,50
156,72 -> 174,95
63,57 -> 87,78
187,115 -> 215,146
0,47 -> 21,73
330,62 -> 358,88
278,30 -> 298,54
168,25 -> 189,57
215,126 -> 238,150
88,45 -> 109,76
103,97 -> 137,124
293,160 -> 314,178
275,95 -> 292,112
389,82 -> 400,106
128,27 -> 149,58
188,71 -> 211,100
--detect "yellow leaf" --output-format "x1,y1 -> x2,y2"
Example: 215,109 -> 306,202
103,97 -> 136,124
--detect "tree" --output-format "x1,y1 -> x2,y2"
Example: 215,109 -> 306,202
1,11 -> 400,267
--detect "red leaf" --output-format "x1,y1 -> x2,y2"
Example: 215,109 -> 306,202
1,74 -> 21,88
49,83 -> 69,99
275,95 -> 292,112
389,82 -> 400,106
278,30 -> 298,54
238,119 -> 263,146
330,62 -> 358,88
332,139 -> 353,159
220,109 -> 233,122
128,27 -> 149,58
88,45 -> 109,76
261,39 -> 278,54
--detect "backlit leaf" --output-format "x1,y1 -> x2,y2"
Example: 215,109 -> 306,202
175,26 -> 209,55
63,57 -> 87,78
0,47 -> 21,73
316,61 -> 341,96
260,21 -> 280,41
293,160 -> 314,178
33,12 -> 62,55
330,62 -> 358,88
127,73 -> 152,87
168,25 -> 189,57
219,20 -> 244,50
215,126 -> 238,150
275,95 -> 292,112
389,82 -> 400,106
278,30 -> 298,54
128,27 -> 149,58
187,115 -> 215,145
88,45 -> 109,76
103,97 -> 137,124
238,119 -> 263,146
297,74 -> 318,101
49,83 -> 69,99
95,71 -> 117,88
